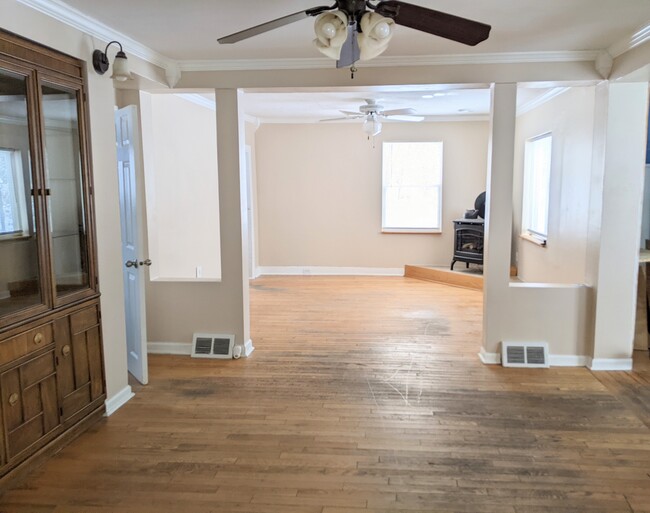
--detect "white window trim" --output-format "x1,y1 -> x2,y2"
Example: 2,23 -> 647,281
521,132 -> 552,241
381,141 -> 443,234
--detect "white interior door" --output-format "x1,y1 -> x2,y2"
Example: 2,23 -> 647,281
245,146 -> 255,279
116,106 -> 149,385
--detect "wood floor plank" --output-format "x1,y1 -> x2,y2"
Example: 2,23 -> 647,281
0,276 -> 648,512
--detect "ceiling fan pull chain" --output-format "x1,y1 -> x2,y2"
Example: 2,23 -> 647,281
350,65 -> 357,79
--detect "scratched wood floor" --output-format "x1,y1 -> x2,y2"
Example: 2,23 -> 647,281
1,276 -> 649,513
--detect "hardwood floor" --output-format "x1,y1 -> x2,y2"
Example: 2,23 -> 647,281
1,276 -> 649,513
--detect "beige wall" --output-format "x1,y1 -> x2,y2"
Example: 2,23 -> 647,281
255,121 -> 489,269
0,0 -> 168,400
512,87 -> 596,283
140,93 -> 221,281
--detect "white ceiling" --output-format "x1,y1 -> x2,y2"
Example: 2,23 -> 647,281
58,0 -> 650,62
32,1 -> 647,122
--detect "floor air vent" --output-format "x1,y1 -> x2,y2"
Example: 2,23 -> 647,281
191,333 -> 234,359
501,342 -> 549,368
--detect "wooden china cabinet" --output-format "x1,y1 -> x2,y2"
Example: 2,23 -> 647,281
0,29 -> 105,483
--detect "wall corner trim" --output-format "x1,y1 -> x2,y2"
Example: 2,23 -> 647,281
243,339 -> 255,357
148,341 -> 192,355
588,358 -> 634,371
104,386 -> 134,417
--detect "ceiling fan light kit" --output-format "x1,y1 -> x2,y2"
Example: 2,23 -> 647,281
218,0 -> 492,74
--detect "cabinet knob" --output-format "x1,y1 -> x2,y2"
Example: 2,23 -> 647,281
139,259 -> 152,267
62,345 -> 71,357
33,333 -> 44,345
8,393 -> 18,407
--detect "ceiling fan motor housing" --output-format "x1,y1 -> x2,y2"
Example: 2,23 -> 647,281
338,0 -> 372,25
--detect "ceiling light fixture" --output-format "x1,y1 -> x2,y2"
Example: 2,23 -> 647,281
92,41 -> 133,81
313,11 -> 394,63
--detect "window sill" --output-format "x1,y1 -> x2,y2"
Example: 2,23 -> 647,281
382,229 -> 442,234
520,232 -> 547,247
0,234 -> 31,243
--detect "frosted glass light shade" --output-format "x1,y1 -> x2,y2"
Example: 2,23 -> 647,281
313,11 -> 349,60
110,51 -> 133,81
358,12 -> 394,61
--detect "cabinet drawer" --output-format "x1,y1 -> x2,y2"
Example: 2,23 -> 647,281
0,324 -> 53,365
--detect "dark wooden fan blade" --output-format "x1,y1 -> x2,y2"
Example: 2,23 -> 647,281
374,1 -> 491,46
218,6 -> 331,44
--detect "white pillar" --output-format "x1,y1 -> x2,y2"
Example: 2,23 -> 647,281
215,89 -> 252,355
482,83 -> 518,359
588,81 -> 649,368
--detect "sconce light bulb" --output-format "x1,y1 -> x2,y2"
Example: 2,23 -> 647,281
320,21 -> 337,39
373,21 -> 391,39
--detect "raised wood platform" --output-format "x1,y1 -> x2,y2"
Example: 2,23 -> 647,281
404,265 -> 484,290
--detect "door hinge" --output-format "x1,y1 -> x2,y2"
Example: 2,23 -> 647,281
95,276 -> 99,288
59,407 -> 63,417
55,356 -> 59,366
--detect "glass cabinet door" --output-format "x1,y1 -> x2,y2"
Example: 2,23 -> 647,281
40,82 -> 91,299
0,68 -> 46,319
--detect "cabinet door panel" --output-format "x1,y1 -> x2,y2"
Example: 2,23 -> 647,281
1,369 -> 22,431
21,353 -> 55,388
72,332 -> 90,386
1,352 -> 60,460
87,326 -> 103,401
55,308 -> 104,420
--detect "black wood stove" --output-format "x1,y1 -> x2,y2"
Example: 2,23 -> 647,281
451,219 -> 484,270
451,192 -> 486,271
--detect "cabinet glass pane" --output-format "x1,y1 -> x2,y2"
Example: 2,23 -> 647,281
41,84 -> 89,296
0,69 -> 43,317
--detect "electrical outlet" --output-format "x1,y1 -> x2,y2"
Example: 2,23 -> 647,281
196,266 -> 202,278
302,268 -> 311,275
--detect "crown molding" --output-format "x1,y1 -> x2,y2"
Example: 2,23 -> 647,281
517,87 -> 570,116
16,0 -> 176,73
608,21 -> 650,58
179,50 -> 600,72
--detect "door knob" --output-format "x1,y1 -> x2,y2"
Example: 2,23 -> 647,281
125,260 -> 139,268
139,259 -> 152,267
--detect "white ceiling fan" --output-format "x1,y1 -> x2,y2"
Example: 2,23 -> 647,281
320,98 -> 424,136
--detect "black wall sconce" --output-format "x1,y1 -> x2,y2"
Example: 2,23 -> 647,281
92,41 -> 133,81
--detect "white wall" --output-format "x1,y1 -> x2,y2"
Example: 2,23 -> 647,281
513,87 -> 596,283
255,121 -> 488,269
140,93 -> 221,281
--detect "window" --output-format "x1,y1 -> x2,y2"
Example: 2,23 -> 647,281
382,141 -> 443,233
522,133 -> 552,243
0,148 -> 28,239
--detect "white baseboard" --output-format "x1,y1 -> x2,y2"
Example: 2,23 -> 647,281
148,341 -> 191,355
549,355 -> 590,367
105,385 -> 134,417
479,351 -> 594,368
0,289 -> 9,300
478,349 -> 501,364
257,266 -> 404,277
243,339 -> 255,357
588,358 -> 633,371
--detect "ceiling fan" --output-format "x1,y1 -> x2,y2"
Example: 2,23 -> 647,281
218,1 -> 491,69
321,99 -> 424,136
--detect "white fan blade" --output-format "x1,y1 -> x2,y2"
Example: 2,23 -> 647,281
320,116 -> 359,122
381,108 -> 417,116
339,110 -> 363,116
382,114 -> 425,122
